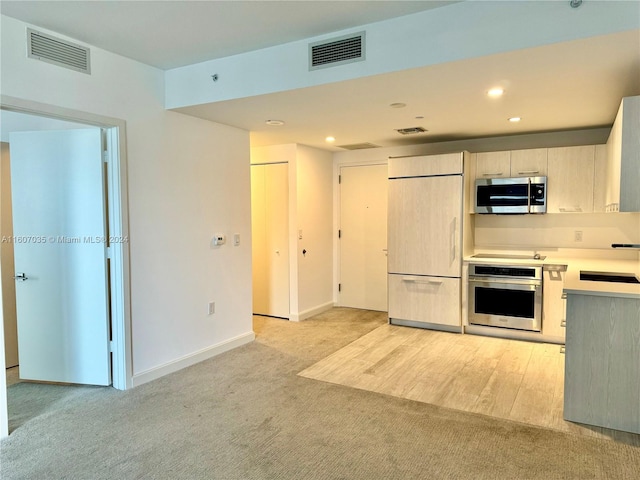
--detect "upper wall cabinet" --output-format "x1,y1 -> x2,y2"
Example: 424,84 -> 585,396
510,148 -> 548,176
547,146 -> 595,213
605,96 -> 640,212
475,151 -> 510,178
475,148 -> 547,179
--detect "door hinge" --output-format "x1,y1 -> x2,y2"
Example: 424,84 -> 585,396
103,150 -> 109,163
338,174 -> 341,184
338,283 -> 341,292
338,229 -> 341,239
106,246 -> 112,258
109,341 -> 115,353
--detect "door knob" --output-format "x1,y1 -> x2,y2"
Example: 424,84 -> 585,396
14,272 -> 28,281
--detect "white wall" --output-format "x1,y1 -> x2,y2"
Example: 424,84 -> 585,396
0,15 -> 254,382
166,1 -> 639,109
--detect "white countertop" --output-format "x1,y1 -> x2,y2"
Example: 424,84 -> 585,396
464,252 -> 640,299
562,259 -> 640,299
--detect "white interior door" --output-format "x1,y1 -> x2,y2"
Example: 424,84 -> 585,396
10,129 -> 111,386
339,164 -> 388,311
251,163 -> 289,318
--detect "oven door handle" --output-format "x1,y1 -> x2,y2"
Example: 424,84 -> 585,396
468,278 -> 541,290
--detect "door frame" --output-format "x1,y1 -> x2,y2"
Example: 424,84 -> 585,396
0,95 -> 133,437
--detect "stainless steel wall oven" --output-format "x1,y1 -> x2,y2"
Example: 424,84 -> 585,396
468,263 -> 543,332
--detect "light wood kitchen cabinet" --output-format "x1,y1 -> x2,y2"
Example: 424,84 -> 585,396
541,266 -> 567,341
388,274 -> 460,328
604,95 -> 640,212
388,152 -> 463,178
593,145 -> 608,212
510,148 -> 548,176
547,145 -> 595,213
475,151 -> 510,178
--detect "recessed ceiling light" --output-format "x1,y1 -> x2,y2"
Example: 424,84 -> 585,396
390,103 -> 406,108
508,117 -> 521,122
325,136 -> 335,143
265,119 -> 285,126
487,88 -> 504,97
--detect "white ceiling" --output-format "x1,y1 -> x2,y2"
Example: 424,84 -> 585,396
2,1 -> 639,152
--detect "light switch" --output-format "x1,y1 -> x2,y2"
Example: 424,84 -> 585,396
234,233 -> 240,246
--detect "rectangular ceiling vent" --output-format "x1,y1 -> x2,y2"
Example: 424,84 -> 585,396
337,143 -> 380,150
27,28 -> 91,74
309,32 -> 365,70
396,126 -> 428,135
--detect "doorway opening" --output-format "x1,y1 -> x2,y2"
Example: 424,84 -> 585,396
0,97 -> 132,437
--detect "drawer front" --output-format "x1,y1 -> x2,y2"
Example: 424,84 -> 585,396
388,274 -> 461,327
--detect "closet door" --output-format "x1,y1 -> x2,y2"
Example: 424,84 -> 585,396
251,164 -> 289,318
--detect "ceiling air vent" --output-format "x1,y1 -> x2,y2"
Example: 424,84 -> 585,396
337,143 -> 380,150
396,127 -> 428,135
309,32 -> 365,70
27,28 -> 91,74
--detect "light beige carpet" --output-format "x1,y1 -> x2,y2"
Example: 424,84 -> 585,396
3,308 -> 640,479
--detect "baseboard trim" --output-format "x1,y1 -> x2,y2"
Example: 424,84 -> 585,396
132,331 -> 255,387
290,301 -> 334,322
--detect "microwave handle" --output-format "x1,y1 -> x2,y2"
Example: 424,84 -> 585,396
527,178 -> 532,213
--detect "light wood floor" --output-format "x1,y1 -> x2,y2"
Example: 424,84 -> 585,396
299,324 -> 640,445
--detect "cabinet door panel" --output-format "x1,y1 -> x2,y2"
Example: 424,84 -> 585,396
388,274 -> 460,326
388,175 -> 462,277
476,151 -> 510,178
388,153 -> 463,178
542,269 -> 566,340
510,148 -> 548,176
547,146 -> 595,213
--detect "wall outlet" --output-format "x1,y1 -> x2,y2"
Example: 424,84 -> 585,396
574,230 -> 583,242
208,302 -> 215,315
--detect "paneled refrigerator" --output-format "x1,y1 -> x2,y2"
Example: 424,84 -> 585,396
387,152 -> 471,331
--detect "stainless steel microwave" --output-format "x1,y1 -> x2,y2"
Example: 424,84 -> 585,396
474,176 -> 547,214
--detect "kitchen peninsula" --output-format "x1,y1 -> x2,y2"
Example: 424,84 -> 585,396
562,263 -> 640,435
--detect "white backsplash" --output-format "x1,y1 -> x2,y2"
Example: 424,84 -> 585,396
474,212 -> 640,251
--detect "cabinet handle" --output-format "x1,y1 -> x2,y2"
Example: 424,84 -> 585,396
401,277 -> 442,285
450,216 -> 457,263
559,207 -> 583,213
482,172 -> 503,176
517,170 -> 540,174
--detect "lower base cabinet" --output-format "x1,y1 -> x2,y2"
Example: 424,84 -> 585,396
541,266 -> 567,341
563,293 -> 640,434
388,274 -> 461,328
